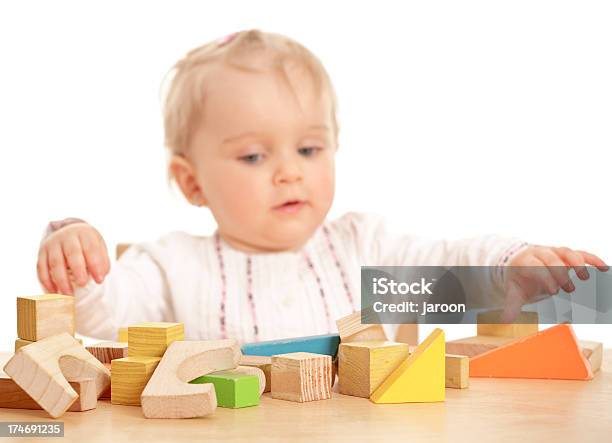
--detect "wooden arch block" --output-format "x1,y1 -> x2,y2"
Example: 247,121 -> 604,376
140,340 -> 241,418
370,328 -> 445,404
3,333 -> 111,418
470,324 -> 593,380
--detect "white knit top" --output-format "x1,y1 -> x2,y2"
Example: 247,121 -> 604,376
71,212 -> 527,343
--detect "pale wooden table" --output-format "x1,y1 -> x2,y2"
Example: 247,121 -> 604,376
1,351 -> 611,442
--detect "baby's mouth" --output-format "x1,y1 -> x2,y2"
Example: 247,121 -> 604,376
273,200 -> 306,214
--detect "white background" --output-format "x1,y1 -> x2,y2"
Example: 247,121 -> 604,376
0,1 -> 610,350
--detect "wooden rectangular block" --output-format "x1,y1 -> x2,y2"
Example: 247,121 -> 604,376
191,372 -> 259,408
338,341 -> 409,398
445,354 -> 469,389
271,352 -> 332,402
111,356 -> 161,405
86,342 -> 129,364
17,294 -> 75,341
100,363 -> 111,399
0,376 -> 96,411
476,310 -> 538,338
446,335 -> 515,357
118,327 -> 128,343
242,334 -> 340,358
127,322 -> 184,357
239,355 -> 272,393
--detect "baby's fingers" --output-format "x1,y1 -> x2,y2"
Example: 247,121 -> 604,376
534,248 -> 574,292
501,279 -> 526,323
47,243 -> 73,295
79,231 -> 108,283
61,235 -> 88,287
576,250 -> 609,272
37,248 -> 57,293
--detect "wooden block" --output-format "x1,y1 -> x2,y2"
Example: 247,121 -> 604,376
86,342 -> 128,363
338,341 -> 409,398
228,365 -> 266,396
17,295 -> 75,341
67,378 -> 97,411
336,310 -> 387,343
118,327 -> 128,343
242,334 -> 340,358
395,324 -> 419,346
111,357 -> 160,406
445,354 -> 469,389
470,324 -> 593,380
239,355 -> 272,393
0,375 -> 96,412
446,335 -> 515,357
2,333 -> 110,418
580,340 -> 603,373
100,363 -> 111,399
15,337 -> 82,352
127,322 -> 184,357
271,352 -> 332,402
191,371 -> 259,408
477,310 -> 539,338
141,340 -> 240,418
370,329 -> 445,404
116,243 -> 131,260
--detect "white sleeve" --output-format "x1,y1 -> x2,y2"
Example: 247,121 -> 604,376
70,238 -> 176,341
340,212 -> 529,305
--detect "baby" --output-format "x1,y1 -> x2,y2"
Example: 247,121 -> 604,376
36,30 -> 607,343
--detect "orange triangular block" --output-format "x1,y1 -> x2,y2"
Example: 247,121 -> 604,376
470,324 -> 593,380
369,328 -> 445,404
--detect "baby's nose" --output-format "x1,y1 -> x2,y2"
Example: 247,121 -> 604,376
273,160 -> 303,184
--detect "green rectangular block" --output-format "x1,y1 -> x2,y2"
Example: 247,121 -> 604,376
189,372 -> 259,408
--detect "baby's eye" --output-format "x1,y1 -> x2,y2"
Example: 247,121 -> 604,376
239,153 -> 264,164
298,146 -> 321,157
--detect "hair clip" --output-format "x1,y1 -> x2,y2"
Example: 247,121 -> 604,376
217,32 -> 239,48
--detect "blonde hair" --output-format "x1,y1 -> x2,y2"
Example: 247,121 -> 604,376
162,29 -> 339,156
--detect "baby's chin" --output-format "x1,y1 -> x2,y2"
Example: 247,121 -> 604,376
257,225 -> 318,253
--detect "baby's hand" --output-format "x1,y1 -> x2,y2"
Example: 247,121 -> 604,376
37,222 -> 110,295
501,245 -> 608,322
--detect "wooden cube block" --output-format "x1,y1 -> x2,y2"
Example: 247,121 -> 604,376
338,341 -> 409,398
271,352 -> 332,402
86,341 -> 129,364
111,356 -> 161,405
17,294 -> 75,341
127,322 -> 184,357
191,371 -> 259,408
477,310 -> 538,338
445,354 -> 469,389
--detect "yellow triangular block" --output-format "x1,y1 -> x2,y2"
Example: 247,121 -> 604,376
370,328 -> 445,403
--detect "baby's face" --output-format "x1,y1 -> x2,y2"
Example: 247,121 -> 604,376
187,63 -> 336,252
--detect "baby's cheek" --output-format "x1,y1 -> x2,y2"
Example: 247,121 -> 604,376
312,162 -> 336,203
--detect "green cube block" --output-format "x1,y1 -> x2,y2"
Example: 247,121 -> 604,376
190,372 -> 259,408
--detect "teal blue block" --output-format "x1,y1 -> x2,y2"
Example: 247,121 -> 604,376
189,372 -> 259,408
241,333 -> 340,358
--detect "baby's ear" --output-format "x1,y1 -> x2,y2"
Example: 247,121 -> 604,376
168,154 -> 207,207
